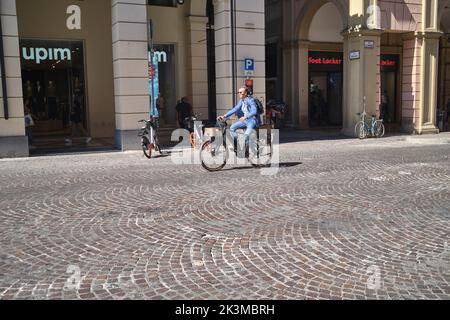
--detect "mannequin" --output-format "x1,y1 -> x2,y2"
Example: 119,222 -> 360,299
24,81 -> 35,114
47,81 -> 57,120
74,77 -> 80,91
25,80 -> 33,99
35,81 -> 45,118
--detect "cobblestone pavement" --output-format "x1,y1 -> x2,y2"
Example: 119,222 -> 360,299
0,134 -> 449,300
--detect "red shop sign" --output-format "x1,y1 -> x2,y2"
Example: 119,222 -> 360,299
308,57 -> 342,65
380,60 -> 396,67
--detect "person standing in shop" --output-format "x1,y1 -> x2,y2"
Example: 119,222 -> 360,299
24,100 -> 35,147
156,93 -> 165,121
35,81 -> 45,119
176,96 -> 193,129
47,81 -> 58,120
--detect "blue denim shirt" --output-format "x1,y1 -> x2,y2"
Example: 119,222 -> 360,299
224,96 -> 260,126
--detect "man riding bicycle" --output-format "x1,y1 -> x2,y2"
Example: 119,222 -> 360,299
217,87 -> 261,156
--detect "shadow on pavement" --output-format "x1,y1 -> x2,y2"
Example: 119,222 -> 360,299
220,162 -> 302,172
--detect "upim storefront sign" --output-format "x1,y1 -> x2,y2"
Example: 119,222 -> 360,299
22,47 -> 72,64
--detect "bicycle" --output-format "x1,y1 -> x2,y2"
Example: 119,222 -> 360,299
354,99 -> 385,139
266,99 -> 287,129
138,117 -> 162,159
200,119 -> 273,172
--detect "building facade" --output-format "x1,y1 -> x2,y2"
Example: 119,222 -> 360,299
267,0 -> 450,135
0,0 -> 265,158
2,0 -> 449,159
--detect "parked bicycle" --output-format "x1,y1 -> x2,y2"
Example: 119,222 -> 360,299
200,119 -> 273,171
354,98 -> 385,139
266,99 -> 287,129
354,111 -> 385,139
138,117 -> 162,158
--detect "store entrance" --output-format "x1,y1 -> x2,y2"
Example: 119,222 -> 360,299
20,39 -> 87,149
380,54 -> 400,125
308,51 -> 343,127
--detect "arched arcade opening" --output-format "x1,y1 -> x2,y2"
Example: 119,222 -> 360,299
294,0 -> 347,129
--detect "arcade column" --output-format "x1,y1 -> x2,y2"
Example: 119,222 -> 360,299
419,32 -> 440,134
214,0 -> 265,117
0,0 -> 27,158
298,40 -> 309,129
342,28 -> 381,137
187,16 -> 209,120
112,0 -> 149,151
401,32 -> 441,134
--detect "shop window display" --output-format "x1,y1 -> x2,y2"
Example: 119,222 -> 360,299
19,39 -> 86,137
149,44 -> 176,126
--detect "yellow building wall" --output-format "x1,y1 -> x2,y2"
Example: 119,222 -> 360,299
16,0 -> 115,138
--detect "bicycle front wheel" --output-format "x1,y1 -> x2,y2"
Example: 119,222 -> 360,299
154,134 -> 162,154
142,137 -> 153,159
354,122 -> 367,139
200,140 -> 228,171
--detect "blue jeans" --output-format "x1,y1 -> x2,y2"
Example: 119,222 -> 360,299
230,119 -> 257,145
25,127 -> 33,144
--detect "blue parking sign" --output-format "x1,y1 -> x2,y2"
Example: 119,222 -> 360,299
244,58 -> 254,72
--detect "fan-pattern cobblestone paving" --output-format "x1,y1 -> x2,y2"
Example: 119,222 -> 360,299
1,134 -> 449,299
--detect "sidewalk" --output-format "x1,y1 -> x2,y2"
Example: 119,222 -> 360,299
278,128 -> 450,145
23,129 -> 450,158
402,132 -> 450,144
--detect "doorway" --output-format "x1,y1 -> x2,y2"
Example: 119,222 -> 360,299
308,51 -> 343,127
380,54 -> 400,125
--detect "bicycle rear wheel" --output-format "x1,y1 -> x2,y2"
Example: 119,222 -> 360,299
354,122 -> 367,139
200,140 -> 228,171
374,121 -> 385,138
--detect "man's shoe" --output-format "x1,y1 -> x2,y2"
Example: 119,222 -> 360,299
85,137 -> 92,144
64,138 -> 72,146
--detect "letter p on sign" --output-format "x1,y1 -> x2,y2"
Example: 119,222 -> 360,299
244,58 -> 254,72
